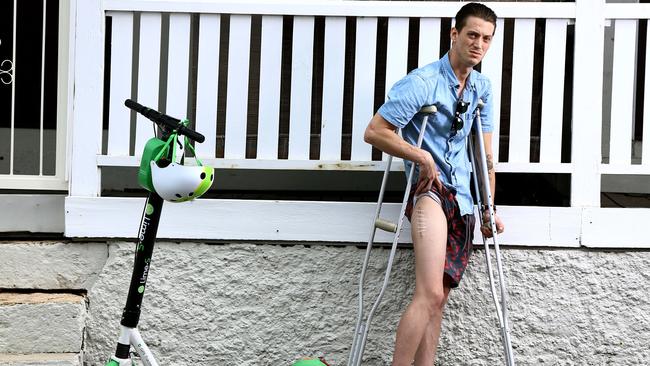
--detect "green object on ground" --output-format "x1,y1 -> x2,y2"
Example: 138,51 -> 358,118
291,359 -> 327,366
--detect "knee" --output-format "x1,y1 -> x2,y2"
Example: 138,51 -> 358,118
414,287 -> 448,315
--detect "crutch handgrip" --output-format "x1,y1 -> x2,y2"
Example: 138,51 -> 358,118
419,105 -> 437,114
374,218 -> 398,233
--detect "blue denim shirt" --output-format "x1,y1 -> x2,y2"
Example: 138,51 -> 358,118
377,53 -> 494,216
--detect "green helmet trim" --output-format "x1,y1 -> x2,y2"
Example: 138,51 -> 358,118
150,162 -> 214,202
194,166 -> 214,196
169,165 -> 213,203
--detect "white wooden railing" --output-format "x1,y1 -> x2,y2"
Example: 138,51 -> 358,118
64,0 -> 650,248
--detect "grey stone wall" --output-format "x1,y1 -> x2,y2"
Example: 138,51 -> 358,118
82,242 -> 650,366
1,241 -> 649,365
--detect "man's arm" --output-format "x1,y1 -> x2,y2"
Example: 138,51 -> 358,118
364,113 -> 441,193
480,131 -> 504,235
483,132 -> 496,201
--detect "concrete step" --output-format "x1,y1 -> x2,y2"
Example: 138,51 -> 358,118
0,353 -> 81,366
0,293 -> 86,354
0,242 -> 107,290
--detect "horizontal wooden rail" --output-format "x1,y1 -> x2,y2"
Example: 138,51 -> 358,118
64,196 -> 650,248
104,0 -> 576,19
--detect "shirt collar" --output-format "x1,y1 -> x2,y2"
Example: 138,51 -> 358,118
441,52 -> 477,92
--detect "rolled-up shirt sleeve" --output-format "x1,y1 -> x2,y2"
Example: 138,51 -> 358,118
479,78 -> 494,133
377,74 -> 430,129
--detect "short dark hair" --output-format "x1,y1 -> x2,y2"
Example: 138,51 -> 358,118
455,2 -> 497,33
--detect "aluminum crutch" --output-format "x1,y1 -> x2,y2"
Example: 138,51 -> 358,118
468,99 -> 515,366
348,105 -> 437,366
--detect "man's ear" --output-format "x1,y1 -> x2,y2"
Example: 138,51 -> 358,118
450,27 -> 458,43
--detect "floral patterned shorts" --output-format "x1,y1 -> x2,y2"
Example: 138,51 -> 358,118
405,184 -> 476,288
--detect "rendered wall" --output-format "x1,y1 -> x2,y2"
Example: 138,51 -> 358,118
1,241 -> 649,365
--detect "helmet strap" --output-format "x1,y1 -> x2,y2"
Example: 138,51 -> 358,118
152,119 -> 203,167
183,135 -> 203,167
153,132 -> 179,163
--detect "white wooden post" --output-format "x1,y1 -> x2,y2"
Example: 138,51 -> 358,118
320,16 -> 346,160
224,15 -> 252,159
69,0 -> 104,197
256,15 -> 283,160
571,0 -> 605,207
508,19 -> 536,164
288,16 -> 315,160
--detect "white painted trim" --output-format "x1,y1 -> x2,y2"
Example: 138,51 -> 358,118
57,6 -> 69,180
599,164 -> 650,175
644,20 -> 650,169
65,197 -> 592,247
63,0 -> 76,184
97,155 -> 573,174
69,0 -> 104,197
40,0 -> 48,175
97,156 -> 403,171
10,0 -> 16,176
604,4 -> 650,20
103,0 -> 576,19
582,208 -> 650,248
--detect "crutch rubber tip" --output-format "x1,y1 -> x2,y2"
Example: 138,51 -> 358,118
375,218 -> 398,233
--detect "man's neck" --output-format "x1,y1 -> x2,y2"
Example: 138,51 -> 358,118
448,50 -> 473,86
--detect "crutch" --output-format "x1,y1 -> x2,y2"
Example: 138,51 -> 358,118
348,105 -> 437,366
467,99 -> 515,366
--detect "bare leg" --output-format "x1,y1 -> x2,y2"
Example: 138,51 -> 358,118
413,286 -> 450,366
391,197 -> 448,366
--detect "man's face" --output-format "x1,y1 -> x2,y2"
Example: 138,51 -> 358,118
451,16 -> 495,67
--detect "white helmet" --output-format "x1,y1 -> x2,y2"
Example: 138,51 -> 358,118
150,161 -> 214,202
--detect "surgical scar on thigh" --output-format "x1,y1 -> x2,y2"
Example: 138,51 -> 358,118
414,205 -> 427,238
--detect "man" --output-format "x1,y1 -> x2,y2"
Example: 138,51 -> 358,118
363,3 -> 505,365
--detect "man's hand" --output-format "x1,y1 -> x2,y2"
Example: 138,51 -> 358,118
415,150 -> 442,194
480,210 -> 505,237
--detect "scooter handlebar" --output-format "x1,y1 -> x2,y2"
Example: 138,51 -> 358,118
124,99 -> 205,143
